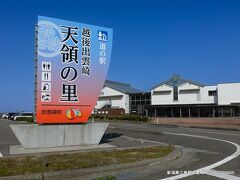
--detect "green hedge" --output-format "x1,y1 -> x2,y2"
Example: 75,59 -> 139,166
95,176 -> 117,180
91,114 -> 148,122
15,117 -> 34,123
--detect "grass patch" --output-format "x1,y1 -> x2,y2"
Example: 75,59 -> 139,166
0,146 -> 173,177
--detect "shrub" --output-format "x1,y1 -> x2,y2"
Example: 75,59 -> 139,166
15,117 -> 34,123
95,176 -> 117,180
91,114 -> 148,122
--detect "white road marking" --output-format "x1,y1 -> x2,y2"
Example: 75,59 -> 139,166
0,152 -> 3,157
188,129 -> 240,137
164,132 -> 208,139
161,132 -> 240,180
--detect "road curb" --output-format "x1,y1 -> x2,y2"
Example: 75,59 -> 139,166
188,126 -> 240,131
0,174 -> 43,180
154,124 -> 240,131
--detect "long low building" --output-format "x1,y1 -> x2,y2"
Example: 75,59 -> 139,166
95,74 -> 240,117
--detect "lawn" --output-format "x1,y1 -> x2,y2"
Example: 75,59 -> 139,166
0,146 -> 173,176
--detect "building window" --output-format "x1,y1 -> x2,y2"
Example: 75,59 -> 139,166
173,86 -> 178,101
136,95 -> 140,100
131,95 -> 135,101
208,90 -> 217,96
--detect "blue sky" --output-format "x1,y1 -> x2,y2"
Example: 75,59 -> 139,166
0,0 -> 240,112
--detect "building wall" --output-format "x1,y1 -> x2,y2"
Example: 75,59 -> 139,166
95,86 -> 130,113
217,83 -> 240,105
124,94 -> 130,114
151,83 -> 217,105
178,90 -> 200,104
151,91 -> 172,105
151,84 -> 172,105
99,86 -> 124,97
96,96 -> 123,109
199,86 -> 217,104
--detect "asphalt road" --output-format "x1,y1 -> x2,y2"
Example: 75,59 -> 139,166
105,121 -> 240,180
0,119 -> 240,180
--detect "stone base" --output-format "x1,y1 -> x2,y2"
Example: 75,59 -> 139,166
10,123 -> 108,148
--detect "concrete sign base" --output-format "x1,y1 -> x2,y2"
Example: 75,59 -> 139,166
10,123 -> 108,148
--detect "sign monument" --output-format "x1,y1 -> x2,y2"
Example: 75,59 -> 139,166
36,16 -> 112,124
10,16 -> 113,149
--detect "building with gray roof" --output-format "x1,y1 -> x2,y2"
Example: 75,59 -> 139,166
95,74 -> 240,117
